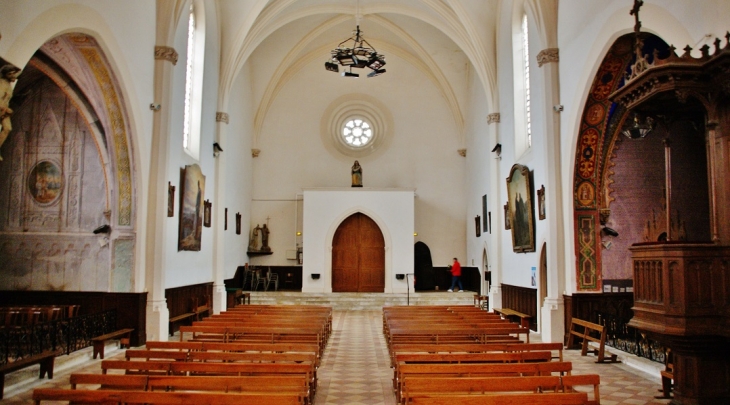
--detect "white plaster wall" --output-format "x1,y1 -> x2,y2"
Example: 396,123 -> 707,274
489,2 -> 548,289
302,189 -> 415,293
223,63 -> 255,279
250,43 -> 466,269
164,0 -> 220,288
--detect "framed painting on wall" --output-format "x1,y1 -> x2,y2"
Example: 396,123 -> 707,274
203,200 -> 212,227
537,185 -> 546,220
167,181 -> 175,217
178,164 -> 205,251
475,215 -> 481,237
506,164 -> 535,252
482,195 -> 488,231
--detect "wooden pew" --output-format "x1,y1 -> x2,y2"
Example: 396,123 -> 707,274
91,328 -> 133,359
32,388 -> 303,405
0,350 -> 61,399
389,342 -> 564,363
402,374 -> 601,405
394,361 -> 574,402
493,307 -> 532,330
68,374 -> 309,402
409,392 -> 589,405
566,318 -> 619,363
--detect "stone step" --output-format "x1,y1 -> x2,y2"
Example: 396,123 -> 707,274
244,291 -> 477,310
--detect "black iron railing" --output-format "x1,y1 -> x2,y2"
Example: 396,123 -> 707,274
596,313 -> 667,364
0,310 -> 117,365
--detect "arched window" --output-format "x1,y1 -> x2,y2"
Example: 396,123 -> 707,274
512,10 -> 532,157
522,14 -> 532,149
183,1 -> 205,159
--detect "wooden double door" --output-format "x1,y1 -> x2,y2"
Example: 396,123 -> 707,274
332,213 -> 385,292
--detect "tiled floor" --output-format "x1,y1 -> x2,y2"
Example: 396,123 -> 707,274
2,309 -> 673,405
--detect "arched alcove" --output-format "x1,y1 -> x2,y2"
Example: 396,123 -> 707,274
0,33 -> 136,292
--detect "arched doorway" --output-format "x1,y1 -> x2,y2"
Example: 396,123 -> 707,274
332,213 -> 385,292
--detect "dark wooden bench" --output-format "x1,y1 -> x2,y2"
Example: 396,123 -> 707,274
493,307 -> 532,329
566,318 -> 618,363
91,328 -> 133,359
0,350 -> 61,399
169,312 -> 196,336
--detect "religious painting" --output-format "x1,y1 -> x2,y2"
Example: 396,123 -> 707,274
537,185 -> 546,220
506,164 -> 535,253
203,200 -> 212,228
178,164 -> 205,251
167,181 -> 175,217
504,203 -> 511,230
475,215 -> 481,237
28,160 -> 64,206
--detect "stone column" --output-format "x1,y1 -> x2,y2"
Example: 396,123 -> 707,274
486,112 -> 502,310
144,44 -> 178,341
536,47 -> 566,343
212,112 -> 229,314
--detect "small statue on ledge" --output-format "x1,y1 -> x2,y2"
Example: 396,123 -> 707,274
248,224 -> 261,251
351,160 -> 362,187
260,223 -> 271,252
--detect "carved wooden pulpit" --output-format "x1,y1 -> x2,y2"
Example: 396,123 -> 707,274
609,8 -> 730,403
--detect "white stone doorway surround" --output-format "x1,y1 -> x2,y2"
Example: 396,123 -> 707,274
302,188 -> 415,294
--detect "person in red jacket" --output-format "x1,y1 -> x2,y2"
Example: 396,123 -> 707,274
448,257 -> 463,292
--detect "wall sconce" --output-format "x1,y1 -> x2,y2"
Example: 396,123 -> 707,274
602,226 -> 619,237
311,273 -> 320,280
395,274 -> 405,280
296,231 -> 302,236
93,224 -> 111,234
213,142 -> 223,157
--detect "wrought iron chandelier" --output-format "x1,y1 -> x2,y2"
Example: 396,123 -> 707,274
324,25 -> 386,78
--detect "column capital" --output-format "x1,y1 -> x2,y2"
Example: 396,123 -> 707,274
154,46 -> 178,65
216,112 -> 229,124
252,148 -> 261,158
457,148 -> 466,157
487,113 -> 500,124
537,48 -> 559,67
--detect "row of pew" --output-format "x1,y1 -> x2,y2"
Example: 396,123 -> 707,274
384,305 -> 601,405
33,304 -> 332,404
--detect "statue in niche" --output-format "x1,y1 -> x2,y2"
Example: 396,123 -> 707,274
248,224 -> 261,251
0,62 -> 21,161
260,224 -> 271,252
351,160 -> 362,187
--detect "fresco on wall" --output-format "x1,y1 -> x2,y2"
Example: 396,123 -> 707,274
28,160 -> 64,205
178,164 -> 205,251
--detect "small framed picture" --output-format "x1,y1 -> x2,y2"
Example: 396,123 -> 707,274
475,215 -> 481,237
203,200 -> 212,227
167,182 -> 175,217
235,212 -> 242,235
537,185 -> 546,220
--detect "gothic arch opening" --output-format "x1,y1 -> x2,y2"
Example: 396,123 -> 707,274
0,33 -> 136,292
